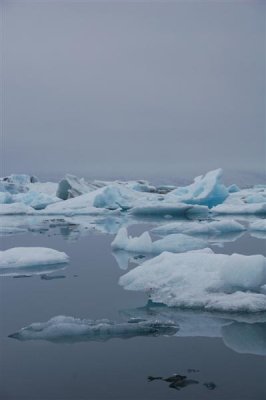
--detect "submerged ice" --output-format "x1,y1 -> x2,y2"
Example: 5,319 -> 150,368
9,316 -> 178,343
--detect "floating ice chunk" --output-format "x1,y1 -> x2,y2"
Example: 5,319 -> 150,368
119,251 -> 266,312
2,174 -> 39,185
0,192 -> 12,204
0,203 -> 34,215
213,203 -> 266,215
227,184 -> 240,193
130,202 -> 209,218
27,181 -> 58,196
249,219 -> 266,239
249,220 -> 266,232
166,169 -> 228,208
0,247 -> 69,268
9,316 -> 178,343
56,174 -> 96,200
152,220 -> 245,236
93,185 -> 138,210
13,191 -> 60,210
111,228 -> 208,254
222,322 -> 266,356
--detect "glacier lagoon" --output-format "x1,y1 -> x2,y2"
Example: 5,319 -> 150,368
0,170 -> 266,399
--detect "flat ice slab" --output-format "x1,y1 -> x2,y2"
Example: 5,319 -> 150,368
0,247 -> 69,268
119,250 -> 266,312
9,316 -> 178,343
111,228 -> 207,254
152,219 -> 245,236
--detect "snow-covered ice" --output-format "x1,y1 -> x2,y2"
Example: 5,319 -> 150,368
111,228 -> 208,254
9,316 -> 178,343
119,250 -> 266,312
0,203 -> 34,215
0,247 -> 69,269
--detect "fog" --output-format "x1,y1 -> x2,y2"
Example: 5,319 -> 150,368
1,0 -> 265,181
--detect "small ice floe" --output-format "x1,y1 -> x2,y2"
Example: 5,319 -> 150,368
111,228 -> 208,254
9,316 -> 178,343
119,250 -> 266,312
0,247 -> 69,269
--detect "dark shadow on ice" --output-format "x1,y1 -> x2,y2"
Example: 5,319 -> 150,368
40,274 -> 66,280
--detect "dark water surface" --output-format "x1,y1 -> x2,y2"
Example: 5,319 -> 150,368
0,220 -> 266,400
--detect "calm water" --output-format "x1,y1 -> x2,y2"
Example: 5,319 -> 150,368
0,216 -> 266,400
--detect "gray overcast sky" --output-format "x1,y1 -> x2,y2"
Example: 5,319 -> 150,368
1,0 -> 266,180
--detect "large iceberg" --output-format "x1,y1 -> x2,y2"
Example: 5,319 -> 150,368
0,247 -> 69,269
9,316 -> 178,343
166,169 -> 228,208
111,228 -> 208,254
13,191 -> 60,210
119,250 -> 266,312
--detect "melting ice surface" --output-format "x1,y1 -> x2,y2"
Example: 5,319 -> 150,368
9,316 -> 178,343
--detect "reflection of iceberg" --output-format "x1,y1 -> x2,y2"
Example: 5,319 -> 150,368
112,250 -> 150,270
222,322 -> 266,356
9,316 -> 178,343
129,203 -> 209,218
121,302 -> 266,355
111,228 -> 207,254
119,250 -> 266,312
0,263 -> 67,277
0,247 -> 69,269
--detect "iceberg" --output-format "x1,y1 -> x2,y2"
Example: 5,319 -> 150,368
213,203 -> 266,215
13,191 -> 60,210
0,247 -> 69,269
249,219 -> 266,239
9,316 -> 178,343
111,228 -> 208,254
152,219 -> 245,237
56,174 -> 97,200
249,220 -> 266,232
166,169 -> 228,208
0,203 -> 34,215
119,250 -> 266,312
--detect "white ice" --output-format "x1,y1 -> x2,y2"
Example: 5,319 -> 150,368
111,228 -> 208,254
152,219 -> 245,236
119,250 -> 266,312
0,247 -> 69,268
9,316 -> 178,343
